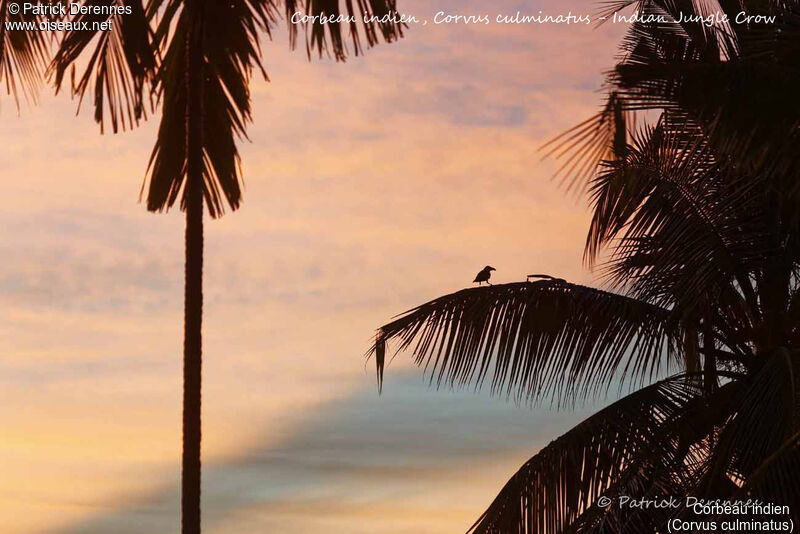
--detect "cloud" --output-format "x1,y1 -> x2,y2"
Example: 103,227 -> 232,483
43,372 -> 592,534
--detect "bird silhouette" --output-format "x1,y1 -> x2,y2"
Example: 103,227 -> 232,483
474,266 -> 496,286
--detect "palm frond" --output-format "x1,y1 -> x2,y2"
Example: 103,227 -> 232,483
541,93 -> 633,195
736,429 -> 800,516
701,349 -> 800,493
467,374 -> 707,534
0,0 -> 50,105
49,0 -> 156,132
284,0 -> 404,61
589,119 -> 763,325
372,280 -> 683,405
143,0 -> 277,217
610,3 -> 800,189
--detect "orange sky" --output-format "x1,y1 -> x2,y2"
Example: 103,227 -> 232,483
0,2 -> 626,532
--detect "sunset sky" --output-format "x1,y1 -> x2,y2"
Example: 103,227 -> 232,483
1,1 -> 627,532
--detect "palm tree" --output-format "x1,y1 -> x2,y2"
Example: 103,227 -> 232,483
49,2 -> 403,533
372,1 -> 800,532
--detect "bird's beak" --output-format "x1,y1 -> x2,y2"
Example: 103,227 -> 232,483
489,267 -> 496,271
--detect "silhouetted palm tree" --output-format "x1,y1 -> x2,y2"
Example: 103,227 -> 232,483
50,2 -> 403,533
372,1 -> 800,532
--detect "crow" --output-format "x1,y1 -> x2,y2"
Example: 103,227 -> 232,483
474,266 -> 496,286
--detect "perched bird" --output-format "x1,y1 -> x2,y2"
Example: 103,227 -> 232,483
474,266 -> 496,286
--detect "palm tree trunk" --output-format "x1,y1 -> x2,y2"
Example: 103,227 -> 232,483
182,9 -> 205,534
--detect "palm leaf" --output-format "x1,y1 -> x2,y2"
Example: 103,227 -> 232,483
372,280 -> 683,405
700,349 -> 800,495
284,0 -> 404,61
0,0 -> 50,104
559,1 -> 800,212
142,0 -> 277,217
609,2 -> 800,193
144,0 -> 404,217
589,119 -> 763,326
735,428 -> 800,516
49,0 -> 156,132
541,93 -> 633,195
467,374 -> 708,534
